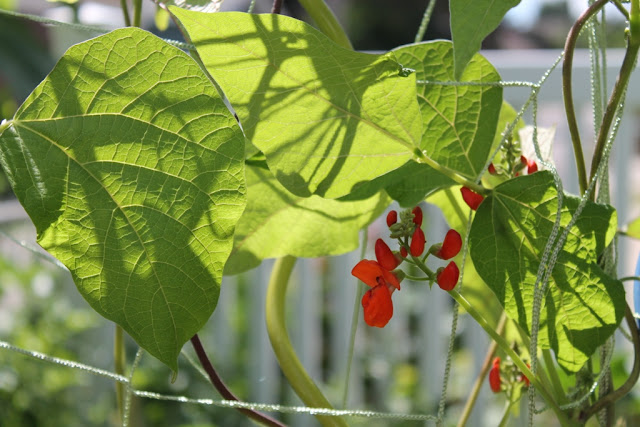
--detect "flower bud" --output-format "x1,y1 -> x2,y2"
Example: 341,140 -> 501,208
488,163 -> 498,175
460,187 -> 484,211
527,159 -> 538,174
410,227 -> 426,257
436,261 -> 459,291
412,206 -> 423,226
386,210 -> 398,227
489,357 -> 501,393
375,239 -> 399,270
434,229 -> 462,260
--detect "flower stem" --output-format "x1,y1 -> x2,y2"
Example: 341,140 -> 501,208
266,256 -> 348,427
456,312 -> 507,427
448,290 -> 573,426
296,0 -> 352,50
114,324 -> 126,422
414,150 -> 487,195
414,0 -> 436,43
132,0 -> 141,28
119,0 -> 131,26
562,0 -> 610,195
190,334 -> 286,427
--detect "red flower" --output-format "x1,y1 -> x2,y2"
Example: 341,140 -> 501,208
386,210 -> 398,227
489,357 -> 501,393
352,259 -> 402,328
351,260 -> 400,290
436,261 -> 459,291
375,239 -> 399,270
527,159 -> 538,174
519,363 -> 531,386
433,229 -> 462,260
410,227 -> 426,257
460,187 -> 484,211
361,284 -> 393,328
400,247 -> 408,258
488,163 -> 497,175
412,206 -> 423,226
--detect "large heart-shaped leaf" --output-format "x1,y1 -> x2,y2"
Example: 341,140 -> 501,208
0,28 -> 246,371
469,171 -> 624,372
450,0 -> 521,79
393,42 -> 502,181
225,165 -> 389,275
171,9 -> 422,199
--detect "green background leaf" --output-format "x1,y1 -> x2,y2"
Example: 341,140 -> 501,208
0,28 -> 246,371
625,216 -> 640,239
393,42 -> 502,180
450,0 -> 521,79
225,165 -> 389,275
469,171 -> 624,372
171,9 -> 422,199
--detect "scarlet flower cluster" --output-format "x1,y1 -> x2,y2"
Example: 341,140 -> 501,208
351,206 -> 463,327
488,357 -> 530,394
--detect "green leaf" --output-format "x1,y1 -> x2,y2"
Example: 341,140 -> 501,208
469,171 -> 624,372
625,216 -> 640,239
0,28 -> 246,372
393,41 -> 502,180
170,9 -> 422,199
450,0 -> 521,79
225,165 -> 389,275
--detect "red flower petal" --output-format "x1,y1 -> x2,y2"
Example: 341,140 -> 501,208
460,187 -> 484,211
410,227 -> 426,257
412,206 -> 423,226
375,239 -> 399,270
351,260 -> 383,287
488,163 -> 497,175
436,261 -> 459,291
400,247 -> 408,258
527,159 -> 538,174
361,284 -> 393,328
351,259 -> 400,290
489,358 -> 501,393
386,210 -> 398,227
435,229 -> 462,260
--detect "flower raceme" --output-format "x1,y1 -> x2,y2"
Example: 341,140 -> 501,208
351,206 -> 463,327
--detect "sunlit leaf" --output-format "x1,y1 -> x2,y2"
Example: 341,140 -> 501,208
469,171 -> 624,372
225,165 -> 389,274
0,28 -> 246,371
171,9 -> 422,198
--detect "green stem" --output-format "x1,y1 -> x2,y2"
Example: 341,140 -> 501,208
414,150 -> 487,194
296,0 -> 352,50
114,325 -> 126,423
498,398 -> 517,427
542,349 -> 567,404
132,0 -> 142,28
449,290 -> 572,426
120,0 -> 131,27
265,256 -> 348,427
588,0 -> 640,194
563,0 -> 610,195
457,313 -> 507,427
0,119 -> 12,135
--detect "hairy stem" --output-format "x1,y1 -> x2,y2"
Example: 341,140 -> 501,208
297,0 -> 352,50
589,1 -> 640,191
414,0 -> 436,43
190,334 -> 286,427
563,0 -> 610,195
579,303 -> 640,422
266,256 -> 348,427
457,313 -> 507,427
414,150 -> 487,195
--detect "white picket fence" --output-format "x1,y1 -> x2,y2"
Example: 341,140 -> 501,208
1,48 -> 639,426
